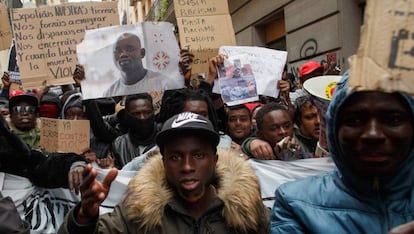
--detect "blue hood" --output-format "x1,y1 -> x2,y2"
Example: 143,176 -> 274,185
326,71 -> 414,196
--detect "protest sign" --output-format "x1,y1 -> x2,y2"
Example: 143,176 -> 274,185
348,0 -> 414,95
77,22 -> 183,99
174,0 -> 236,75
39,117 -> 90,154
149,90 -> 164,115
213,46 -> 287,98
11,2 -> 119,90
0,1 -> 12,51
218,54 -> 258,106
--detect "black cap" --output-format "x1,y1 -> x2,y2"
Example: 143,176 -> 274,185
156,112 -> 220,149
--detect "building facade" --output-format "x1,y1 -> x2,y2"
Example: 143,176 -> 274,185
124,0 -> 366,77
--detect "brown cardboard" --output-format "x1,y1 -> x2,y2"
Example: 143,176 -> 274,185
0,1 -> 12,51
177,14 -> 236,74
40,118 -> 90,154
348,0 -> 414,95
11,2 -> 119,90
174,0 -> 229,17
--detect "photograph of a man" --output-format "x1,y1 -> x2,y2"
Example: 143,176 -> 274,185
103,33 -> 170,97
78,23 -> 183,100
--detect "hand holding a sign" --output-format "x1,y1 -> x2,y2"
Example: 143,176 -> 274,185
206,54 -> 227,85
1,72 -> 10,89
179,49 -> 194,84
73,64 -> 85,87
77,164 -> 118,224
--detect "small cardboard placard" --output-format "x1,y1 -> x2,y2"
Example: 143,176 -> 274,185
348,0 -> 414,95
40,118 -> 90,154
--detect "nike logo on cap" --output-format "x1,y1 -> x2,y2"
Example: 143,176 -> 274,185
171,112 -> 207,128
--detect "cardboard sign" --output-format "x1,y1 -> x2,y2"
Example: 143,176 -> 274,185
40,118 -> 90,154
348,0 -> 414,95
11,2 -> 119,90
174,0 -> 229,17
174,0 -> 236,74
0,1 -> 12,51
213,46 -> 288,98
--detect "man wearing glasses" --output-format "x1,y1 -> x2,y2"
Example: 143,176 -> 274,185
8,90 -> 40,149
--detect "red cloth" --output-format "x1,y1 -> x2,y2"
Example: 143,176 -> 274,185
39,103 -> 59,118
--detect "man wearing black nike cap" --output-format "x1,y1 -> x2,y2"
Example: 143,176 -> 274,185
59,112 -> 269,233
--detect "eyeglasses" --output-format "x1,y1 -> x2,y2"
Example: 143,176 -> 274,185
12,105 -> 37,114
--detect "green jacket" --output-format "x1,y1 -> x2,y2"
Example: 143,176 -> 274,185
59,149 -> 269,233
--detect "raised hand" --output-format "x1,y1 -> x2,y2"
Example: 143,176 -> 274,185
76,164 -> 118,224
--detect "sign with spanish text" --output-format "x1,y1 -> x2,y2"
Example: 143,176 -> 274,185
174,0 -> 229,17
213,46 -> 288,98
348,0 -> 414,95
11,2 -> 119,90
39,118 -> 90,154
174,0 -> 236,75
0,1 -> 12,51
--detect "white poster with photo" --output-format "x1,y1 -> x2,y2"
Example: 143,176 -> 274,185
78,22 -> 184,99
218,54 -> 258,106
213,46 -> 287,98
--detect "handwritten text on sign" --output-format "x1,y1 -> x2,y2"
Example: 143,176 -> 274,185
40,118 -> 90,154
174,0 -> 229,17
11,2 -> 118,89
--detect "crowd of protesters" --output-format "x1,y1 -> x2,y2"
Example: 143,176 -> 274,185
0,40 -> 413,233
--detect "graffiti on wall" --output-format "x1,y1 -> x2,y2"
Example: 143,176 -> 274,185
289,37 -> 340,82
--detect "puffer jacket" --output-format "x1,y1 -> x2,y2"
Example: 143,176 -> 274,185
270,72 -> 414,233
59,149 -> 270,233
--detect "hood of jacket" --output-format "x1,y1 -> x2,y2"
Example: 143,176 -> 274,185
122,148 -> 268,232
60,92 -> 82,119
326,71 -> 414,197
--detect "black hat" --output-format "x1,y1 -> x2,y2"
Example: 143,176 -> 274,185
156,112 -> 220,150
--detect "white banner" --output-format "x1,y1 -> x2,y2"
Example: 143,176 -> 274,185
0,158 -> 334,232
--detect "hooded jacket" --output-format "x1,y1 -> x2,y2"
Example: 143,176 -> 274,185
60,149 -> 270,233
270,72 -> 414,233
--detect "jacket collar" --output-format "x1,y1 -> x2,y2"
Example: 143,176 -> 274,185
123,148 -> 267,232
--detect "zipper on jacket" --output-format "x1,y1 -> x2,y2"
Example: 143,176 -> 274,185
193,220 -> 200,234
377,188 -> 390,232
